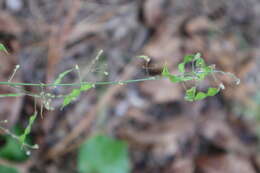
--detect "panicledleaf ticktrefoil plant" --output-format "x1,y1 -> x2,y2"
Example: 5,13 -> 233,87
162,53 -> 240,101
0,44 -> 240,150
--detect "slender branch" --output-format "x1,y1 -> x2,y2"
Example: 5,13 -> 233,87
0,76 -> 160,87
0,69 -> 239,90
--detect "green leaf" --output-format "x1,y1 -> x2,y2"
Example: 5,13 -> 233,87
62,84 -> 93,108
207,87 -> 220,96
54,69 -> 74,85
0,44 -> 8,54
183,55 -> 195,63
178,54 -> 202,73
168,75 -> 183,83
19,112 -> 37,147
162,64 -> 186,83
78,134 -> 130,173
162,53 -> 223,102
178,63 -> 185,73
62,89 -> 81,108
185,87 -> 196,101
177,55 -> 195,73
0,127 -> 28,162
195,92 -> 207,100
0,165 -> 19,173
195,58 -> 205,68
194,88 -> 219,101
80,83 -> 93,91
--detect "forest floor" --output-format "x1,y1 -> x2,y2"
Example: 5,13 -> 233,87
0,0 -> 260,173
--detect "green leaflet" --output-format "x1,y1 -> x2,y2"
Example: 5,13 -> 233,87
195,57 -> 206,68
0,44 -> 8,54
184,87 -> 196,101
62,89 -> 80,108
54,69 -> 74,85
178,53 -> 201,73
62,83 -> 93,108
184,54 -> 196,63
0,165 -> 19,173
194,92 -> 207,100
178,63 -> 185,73
207,87 -> 220,96
19,112 -> 37,147
168,75 -> 183,83
78,134 -> 130,173
162,53 -> 222,102
80,83 -> 93,91
185,87 -> 220,101
162,64 -> 193,83
0,126 -> 29,162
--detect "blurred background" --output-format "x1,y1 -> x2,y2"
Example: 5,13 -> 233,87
0,0 -> 260,172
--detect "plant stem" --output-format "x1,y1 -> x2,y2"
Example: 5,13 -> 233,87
0,76 -> 160,87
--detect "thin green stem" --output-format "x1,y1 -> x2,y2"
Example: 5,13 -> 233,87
0,69 -> 238,89
0,76 -> 160,87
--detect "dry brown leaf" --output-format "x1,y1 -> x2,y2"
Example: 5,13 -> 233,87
169,158 -> 194,173
200,116 -> 251,154
139,79 -> 182,103
118,116 -> 196,161
142,0 -> 166,27
196,154 -> 255,173
0,12 -> 22,34
185,16 -> 215,35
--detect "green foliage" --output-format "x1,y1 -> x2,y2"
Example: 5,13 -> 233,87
207,87 -> 220,96
0,43 -> 8,54
62,83 -> 93,108
54,68 -> 74,85
184,87 -> 197,101
185,87 -> 220,101
0,127 -> 28,162
162,53 -> 224,101
78,134 -> 130,173
162,53 -> 214,82
0,165 -> 19,173
0,43 -> 239,151
162,64 -> 184,83
178,54 -> 194,73
19,112 -> 37,147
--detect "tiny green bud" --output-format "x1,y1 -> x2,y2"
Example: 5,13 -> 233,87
137,55 -> 150,62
